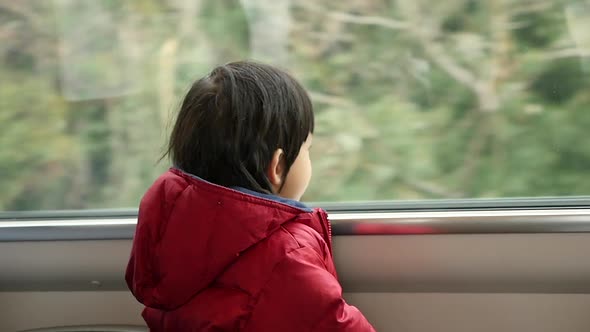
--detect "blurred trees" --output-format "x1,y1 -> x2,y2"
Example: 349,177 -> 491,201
1,0 -> 589,210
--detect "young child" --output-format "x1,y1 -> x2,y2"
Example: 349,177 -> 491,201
126,61 -> 375,331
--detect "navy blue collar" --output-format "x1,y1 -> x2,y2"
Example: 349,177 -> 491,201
231,186 -> 313,212
174,167 -> 312,212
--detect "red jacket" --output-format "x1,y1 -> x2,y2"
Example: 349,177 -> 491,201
126,168 -> 375,331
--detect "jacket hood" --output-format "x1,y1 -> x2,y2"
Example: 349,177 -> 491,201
125,168 -> 328,311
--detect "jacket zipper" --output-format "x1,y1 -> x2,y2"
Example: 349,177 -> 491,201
318,209 -> 333,254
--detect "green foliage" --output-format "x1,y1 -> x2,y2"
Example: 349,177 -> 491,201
0,72 -> 76,210
531,59 -> 588,103
513,7 -> 566,49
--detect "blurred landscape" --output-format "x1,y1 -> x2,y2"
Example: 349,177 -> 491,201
1,0 -> 589,211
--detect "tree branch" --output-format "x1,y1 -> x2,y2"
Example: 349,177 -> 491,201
419,40 -> 479,89
0,3 -> 43,31
400,177 -> 462,198
510,1 -> 553,15
319,10 -> 481,95
459,116 -> 489,193
328,12 -> 408,30
297,4 -> 497,113
158,39 -> 178,125
543,47 -> 590,59
308,91 -> 355,108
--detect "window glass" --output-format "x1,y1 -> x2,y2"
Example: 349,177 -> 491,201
1,0 -> 589,211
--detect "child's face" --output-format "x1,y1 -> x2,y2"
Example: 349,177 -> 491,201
278,134 -> 313,201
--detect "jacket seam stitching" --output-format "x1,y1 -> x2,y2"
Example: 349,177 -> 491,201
281,225 -> 303,249
158,184 -> 192,243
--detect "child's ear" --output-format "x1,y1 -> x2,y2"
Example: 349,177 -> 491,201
267,148 -> 285,193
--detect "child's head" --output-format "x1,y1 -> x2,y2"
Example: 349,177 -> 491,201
166,61 -> 314,201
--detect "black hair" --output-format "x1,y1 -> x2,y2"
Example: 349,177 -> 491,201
165,61 -> 314,194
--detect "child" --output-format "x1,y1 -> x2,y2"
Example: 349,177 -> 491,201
126,61 -> 375,331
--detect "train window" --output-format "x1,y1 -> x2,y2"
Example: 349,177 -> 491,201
1,0 -> 589,212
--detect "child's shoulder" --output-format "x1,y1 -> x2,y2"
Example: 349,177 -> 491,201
140,169 -> 191,205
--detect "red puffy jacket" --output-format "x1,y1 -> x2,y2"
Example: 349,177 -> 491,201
126,168 -> 375,331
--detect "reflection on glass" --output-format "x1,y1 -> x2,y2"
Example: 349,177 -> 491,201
1,0 -> 589,211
